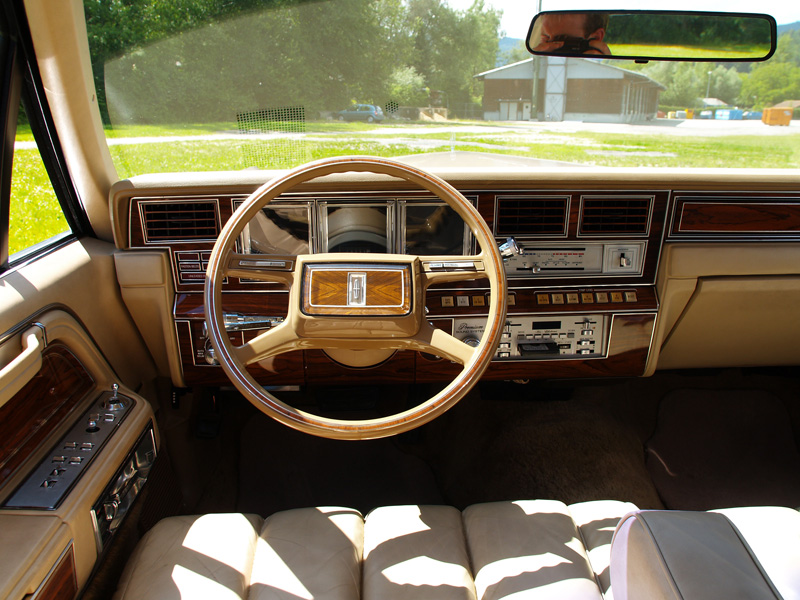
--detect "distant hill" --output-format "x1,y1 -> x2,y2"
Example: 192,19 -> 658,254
497,36 -> 525,67
778,21 -> 800,34
499,36 -> 522,54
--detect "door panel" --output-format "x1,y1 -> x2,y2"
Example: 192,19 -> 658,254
0,304 -> 157,598
0,238 -> 156,388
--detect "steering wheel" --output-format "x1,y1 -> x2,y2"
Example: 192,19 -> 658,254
204,156 -> 507,440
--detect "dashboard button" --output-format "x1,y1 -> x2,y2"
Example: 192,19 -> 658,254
610,292 -> 624,303
581,293 -> 594,303
441,296 -> 454,307
566,293 -> 579,304
536,294 -> 549,305
624,291 -> 638,302
595,292 -> 609,303
551,294 -> 564,304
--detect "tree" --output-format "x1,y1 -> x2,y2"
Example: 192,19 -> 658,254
498,39 -> 530,67
402,0 -> 500,114
388,66 -> 428,106
774,30 -> 800,67
88,0 -> 502,123
643,62 -> 742,108
739,62 -> 800,108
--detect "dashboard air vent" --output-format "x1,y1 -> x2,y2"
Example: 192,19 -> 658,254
141,201 -> 219,242
580,197 -> 651,235
496,196 -> 568,236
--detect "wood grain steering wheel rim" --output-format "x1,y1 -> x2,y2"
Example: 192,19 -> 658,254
204,156 -> 507,439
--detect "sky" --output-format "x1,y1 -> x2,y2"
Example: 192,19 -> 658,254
446,0 -> 800,39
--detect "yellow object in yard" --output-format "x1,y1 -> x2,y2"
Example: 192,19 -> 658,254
686,109 -> 694,119
762,107 -> 792,126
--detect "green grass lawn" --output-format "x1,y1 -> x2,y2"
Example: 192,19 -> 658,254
11,120 -> 800,254
9,146 -> 70,255
607,43 -> 770,60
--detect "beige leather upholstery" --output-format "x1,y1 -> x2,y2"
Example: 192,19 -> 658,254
115,500 -> 636,600
713,507 -> 800,600
610,508 -> 800,600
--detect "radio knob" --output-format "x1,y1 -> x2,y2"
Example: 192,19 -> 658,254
462,336 -> 481,348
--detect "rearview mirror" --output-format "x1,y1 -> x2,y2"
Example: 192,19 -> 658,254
526,10 -> 777,62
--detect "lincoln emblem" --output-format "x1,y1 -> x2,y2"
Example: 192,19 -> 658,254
347,272 -> 367,307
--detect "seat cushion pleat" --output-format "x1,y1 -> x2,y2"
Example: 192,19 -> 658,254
363,505 -> 477,599
113,513 -> 263,600
463,500 -> 604,600
569,500 -> 639,599
249,507 -> 363,600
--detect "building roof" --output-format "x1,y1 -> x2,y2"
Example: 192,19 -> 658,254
700,98 -> 729,108
475,57 -> 665,90
773,100 -> 800,109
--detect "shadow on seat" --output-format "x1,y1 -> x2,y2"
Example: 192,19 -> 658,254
113,501 -> 800,600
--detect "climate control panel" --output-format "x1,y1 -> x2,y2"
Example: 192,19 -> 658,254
453,314 -> 608,360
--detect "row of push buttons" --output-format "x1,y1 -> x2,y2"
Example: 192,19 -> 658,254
43,441 -> 96,487
176,251 -> 212,282
440,294 -> 516,308
41,408 -> 116,489
536,291 -> 637,305
524,332 -> 575,340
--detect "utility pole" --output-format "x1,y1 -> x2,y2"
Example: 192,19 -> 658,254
531,0 -> 543,121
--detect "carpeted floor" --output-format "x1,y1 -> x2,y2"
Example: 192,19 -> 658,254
238,409 -> 444,516
646,388 -> 800,510
425,383 -> 665,510
197,369 -> 800,517
236,381 -> 665,515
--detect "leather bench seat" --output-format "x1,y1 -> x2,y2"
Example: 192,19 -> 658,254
113,500 -> 636,600
114,501 -> 800,600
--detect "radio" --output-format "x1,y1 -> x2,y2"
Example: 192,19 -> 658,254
500,240 -> 645,278
454,314 -> 608,360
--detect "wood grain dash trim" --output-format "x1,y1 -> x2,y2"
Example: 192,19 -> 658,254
675,200 -> 800,234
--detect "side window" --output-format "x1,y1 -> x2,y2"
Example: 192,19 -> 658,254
8,102 -> 70,257
0,8 -> 82,269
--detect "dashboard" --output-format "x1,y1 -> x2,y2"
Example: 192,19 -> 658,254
110,167 -> 800,388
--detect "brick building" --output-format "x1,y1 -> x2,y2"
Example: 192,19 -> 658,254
476,57 -> 665,123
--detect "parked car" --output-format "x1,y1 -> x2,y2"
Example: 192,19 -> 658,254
335,103 -> 385,122
0,1 -> 799,599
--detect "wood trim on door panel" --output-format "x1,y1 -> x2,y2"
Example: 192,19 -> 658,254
31,544 -> 77,600
0,344 -> 93,490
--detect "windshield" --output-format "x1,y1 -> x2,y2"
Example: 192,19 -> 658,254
82,0 -> 800,177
